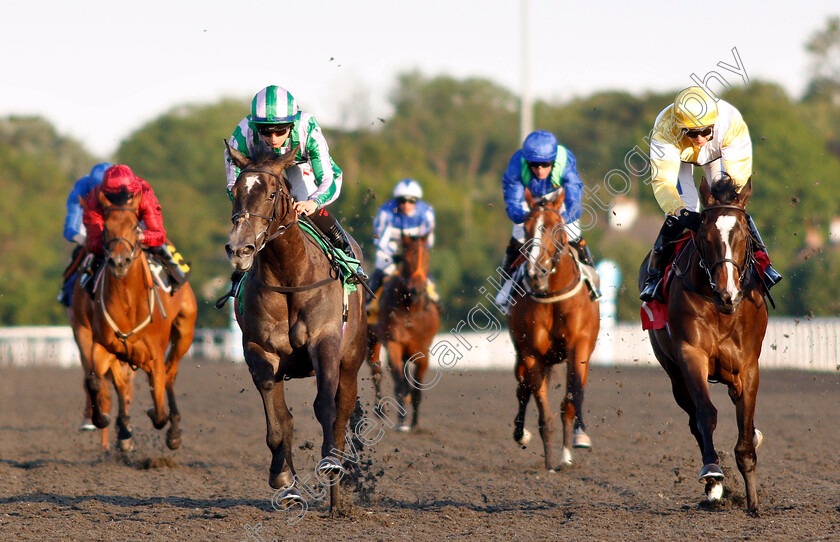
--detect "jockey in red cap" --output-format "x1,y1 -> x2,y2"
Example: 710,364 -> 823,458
82,165 -> 189,293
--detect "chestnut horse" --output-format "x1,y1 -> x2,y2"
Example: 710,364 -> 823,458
638,178 -> 767,514
509,188 -> 600,470
70,192 -> 197,452
370,234 -> 440,431
224,144 -> 367,512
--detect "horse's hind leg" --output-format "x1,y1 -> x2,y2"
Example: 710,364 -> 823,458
513,358 -> 533,448
731,366 -> 760,514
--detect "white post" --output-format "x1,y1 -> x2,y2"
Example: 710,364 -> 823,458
519,0 -> 533,143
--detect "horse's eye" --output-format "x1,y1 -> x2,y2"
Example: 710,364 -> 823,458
268,192 -> 276,200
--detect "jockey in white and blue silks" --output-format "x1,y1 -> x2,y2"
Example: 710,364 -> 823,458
497,131 -> 601,305
366,179 -> 439,304
58,162 -> 112,307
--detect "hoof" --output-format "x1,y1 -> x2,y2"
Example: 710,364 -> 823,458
573,428 -> 591,449
269,469 -> 294,490
515,428 -> 532,448
271,487 -> 305,511
698,463 -> 725,483
704,479 -> 724,502
147,408 -> 168,430
753,429 -> 763,449
166,433 -> 182,450
78,419 -> 96,432
396,424 -> 411,433
561,447 -> 573,466
117,437 -> 135,452
317,456 -> 345,478
92,413 -> 110,429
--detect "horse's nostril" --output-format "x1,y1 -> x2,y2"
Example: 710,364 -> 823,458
224,244 -> 233,258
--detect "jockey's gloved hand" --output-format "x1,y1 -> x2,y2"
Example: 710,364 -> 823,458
676,208 -> 702,231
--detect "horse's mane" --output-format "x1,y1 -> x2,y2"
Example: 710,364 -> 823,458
709,174 -> 739,205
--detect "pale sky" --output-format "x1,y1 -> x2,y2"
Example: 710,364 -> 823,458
2,1 -> 836,157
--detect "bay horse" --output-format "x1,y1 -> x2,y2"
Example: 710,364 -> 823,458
370,234 -> 439,431
638,178 -> 767,515
224,143 -> 367,512
509,188 -> 600,470
70,191 -> 197,452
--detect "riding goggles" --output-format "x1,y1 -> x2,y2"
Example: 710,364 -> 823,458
257,124 -> 293,137
527,161 -> 554,169
397,197 -> 418,204
683,125 -> 713,138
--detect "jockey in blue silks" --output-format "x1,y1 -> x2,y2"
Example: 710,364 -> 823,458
366,178 -> 439,305
498,130 -> 601,302
58,162 -> 112,307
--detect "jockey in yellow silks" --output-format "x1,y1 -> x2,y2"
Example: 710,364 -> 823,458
639,86 -> 782,302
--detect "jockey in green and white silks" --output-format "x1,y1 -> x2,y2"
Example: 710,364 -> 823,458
224,85 -> 342,207
215,86 -> 365,308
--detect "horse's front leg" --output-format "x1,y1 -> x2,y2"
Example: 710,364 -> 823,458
310,337 -> 345,476
513,357 -> 533,448
385,341 -> 410,431
87,343 -> 115,446
562,342 -> 592,453
145,358 -> 169,430
522,355 -> 555,470
677,345 -> 721,481
731,364 -> 761,515
249,351 -> 298,493
111,361 -> 135,452
408,349 -> 429,430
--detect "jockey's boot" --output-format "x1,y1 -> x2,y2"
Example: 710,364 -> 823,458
214,270 -> 245,309
570,238 -> 602,301
639,215 -> 685,303
746,214 -> 782,288
150,244 -> 190,293
80,254 -> 105,297
501,237 -> 524,277
326,222 -> 367,283
365,268 -> 385,306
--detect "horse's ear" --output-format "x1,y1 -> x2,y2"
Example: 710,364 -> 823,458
524,188 -> 534,207
548,187 -> 565,210
737,177 -> 752,207
699,176 -> 714,207
97,189 -> 110,209
274,143 -> 300,171
78,195 -> 87,210
225,139 -> 250,170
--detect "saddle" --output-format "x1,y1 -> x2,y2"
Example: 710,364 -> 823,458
298,220 -> 361,292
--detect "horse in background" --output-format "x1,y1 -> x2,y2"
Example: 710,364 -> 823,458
508,188 -> 600,470
71,191 -> 197,452
638,178 -> 767,515
224,143 -> 367,512
370,234 -> 440,431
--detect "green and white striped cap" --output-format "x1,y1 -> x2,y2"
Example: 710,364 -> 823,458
249,85 -> 298,124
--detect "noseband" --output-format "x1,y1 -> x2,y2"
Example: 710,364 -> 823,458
694,204 -> 753,292
230,167 -> 297,252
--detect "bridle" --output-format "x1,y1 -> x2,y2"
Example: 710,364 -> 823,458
102,205 -> 142,265
693,204 -> 754,292
230,167 -> 297,253
524,204 -> 584,302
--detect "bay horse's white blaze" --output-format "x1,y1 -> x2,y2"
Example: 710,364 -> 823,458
243,174 -> 261,193
715,215 -> 739,299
